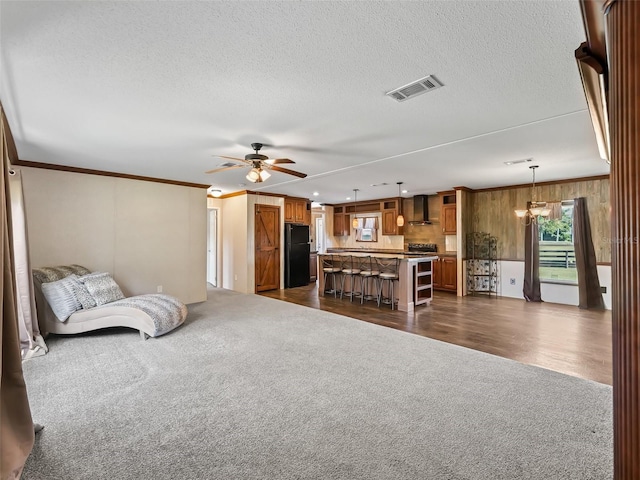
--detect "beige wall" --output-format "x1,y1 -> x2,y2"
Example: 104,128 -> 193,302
217,193 -> 285,294
220,194 -> 249,292
20,167 -> 207,304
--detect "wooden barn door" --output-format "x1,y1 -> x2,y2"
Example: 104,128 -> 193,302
255,204 -> 280,292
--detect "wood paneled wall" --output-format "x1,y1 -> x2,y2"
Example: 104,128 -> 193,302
470,177 -> 610,262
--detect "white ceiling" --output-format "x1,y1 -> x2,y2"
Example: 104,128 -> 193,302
0,1 -> 608,204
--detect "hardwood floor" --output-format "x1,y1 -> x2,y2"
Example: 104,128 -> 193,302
260,283 -> 613,385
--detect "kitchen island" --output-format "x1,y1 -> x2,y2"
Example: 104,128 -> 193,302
318,252 -> 437,312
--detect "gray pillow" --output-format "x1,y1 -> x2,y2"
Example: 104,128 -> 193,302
72,277 -> 97,309
81,272 -> 125,306
41,275 -> 82,321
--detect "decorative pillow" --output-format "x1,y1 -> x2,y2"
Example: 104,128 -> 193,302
72,278 -> 97,310
41,274 -> 83,321
81,272 -> 125,306
32,265 -> 91,284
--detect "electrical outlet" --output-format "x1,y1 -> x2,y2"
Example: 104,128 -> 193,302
157,285 -> 163,293
510,278 -> 516,285
234,274 -> 238,281
600,286 -> 607,293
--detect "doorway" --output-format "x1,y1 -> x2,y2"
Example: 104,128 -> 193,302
315,216 -> 325,253
207,208 -> 218,286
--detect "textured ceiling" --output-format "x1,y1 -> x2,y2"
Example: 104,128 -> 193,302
0,1 -> 608,203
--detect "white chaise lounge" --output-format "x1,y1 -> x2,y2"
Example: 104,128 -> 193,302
33,265 -> 187,339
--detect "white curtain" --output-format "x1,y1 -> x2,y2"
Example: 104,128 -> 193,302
9,168 -> 47,359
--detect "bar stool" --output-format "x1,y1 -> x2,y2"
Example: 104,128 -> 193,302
321,255 -> 342,298
358,256 -> 380,304
376,257 -> 400,310
340,255 -> 362,301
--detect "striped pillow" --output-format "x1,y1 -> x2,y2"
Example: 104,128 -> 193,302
81,272 -> 125,306
41,275 -> 82,321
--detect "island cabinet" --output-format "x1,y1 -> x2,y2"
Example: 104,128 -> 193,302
414,259 -> 433,306
284,197 -> 310,225
318,253 -> 435,312
433,256 -> 457,292
309,252 -> 318,282
439,191 -> 457,234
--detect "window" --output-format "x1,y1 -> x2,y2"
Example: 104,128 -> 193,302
538,201 -> 576,283
355,216 -> 378,242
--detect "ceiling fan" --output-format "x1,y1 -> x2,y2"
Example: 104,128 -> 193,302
206,143 -> 307,183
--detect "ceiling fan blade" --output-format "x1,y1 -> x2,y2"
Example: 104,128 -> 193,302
264,158 -> 295,165
268,165 -> 307,178
215,155 -> 252,165
205,165 -> 245,174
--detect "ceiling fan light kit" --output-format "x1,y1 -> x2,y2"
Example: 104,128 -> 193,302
207,142 -> 307,183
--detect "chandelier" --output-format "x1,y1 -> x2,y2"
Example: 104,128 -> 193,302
514,165 -> 551,224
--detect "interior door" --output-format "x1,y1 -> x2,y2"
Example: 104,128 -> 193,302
255,204 -> 280,292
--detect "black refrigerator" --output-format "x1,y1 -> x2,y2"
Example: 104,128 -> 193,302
284,223 -> 310,288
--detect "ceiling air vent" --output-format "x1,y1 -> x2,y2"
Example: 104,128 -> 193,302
386,75 -> 443,102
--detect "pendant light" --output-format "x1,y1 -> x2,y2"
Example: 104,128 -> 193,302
396,181 -> 405,227
352,189 -> 359,229
514,165 -> 551,225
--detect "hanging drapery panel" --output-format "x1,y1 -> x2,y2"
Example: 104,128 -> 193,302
523,202 -> 542,302
547,202 -> 563,221
9,169 -> 47,358
573,197 -> 604,309
1,105 -> 34,479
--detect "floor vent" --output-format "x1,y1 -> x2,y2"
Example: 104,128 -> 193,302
386,75 -> 443,102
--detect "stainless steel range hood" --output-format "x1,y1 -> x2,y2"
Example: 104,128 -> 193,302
408,195 -> 431,224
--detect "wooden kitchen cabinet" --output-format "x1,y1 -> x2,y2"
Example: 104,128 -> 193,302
381,199 -> 403,235
441,257 -> 457,291
382,209 -> 399,235
441,204 -> 457,234
432,257 -> 441,289
284,200 -> 295,222
284,197 -> 311,225
309,252 -> 318,282
333,207 -> 349,236
438,191 -> 457,234
433,256 -> 457,292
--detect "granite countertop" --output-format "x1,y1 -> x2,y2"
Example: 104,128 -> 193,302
325,248 -> 439,259
327,248 -> 456,257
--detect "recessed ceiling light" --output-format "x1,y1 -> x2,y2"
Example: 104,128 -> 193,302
313,192 -> 319,196
402,189 -> 408,194
346,197 -> 351,200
